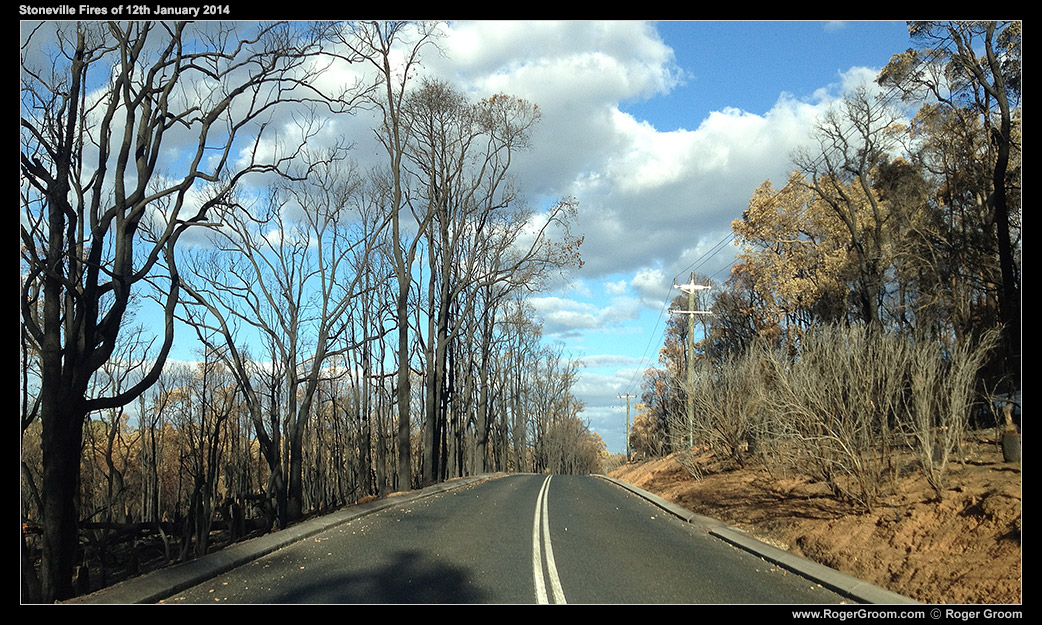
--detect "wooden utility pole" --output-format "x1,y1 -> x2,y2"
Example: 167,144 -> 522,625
672,275 -> 712,448
617,393 -> 636,460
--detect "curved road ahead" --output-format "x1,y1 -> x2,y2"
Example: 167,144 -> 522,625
163,474 -> 847,604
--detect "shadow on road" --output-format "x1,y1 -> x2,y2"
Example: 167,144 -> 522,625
275,549 -> 490,604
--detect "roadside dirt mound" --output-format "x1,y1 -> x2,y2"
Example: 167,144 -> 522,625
608,434 -> 1021,605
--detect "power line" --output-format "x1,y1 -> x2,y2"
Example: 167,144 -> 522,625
623,231 -> 735,396
671,232 -> 735,284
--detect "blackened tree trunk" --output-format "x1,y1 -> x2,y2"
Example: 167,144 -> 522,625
20,21 -> 340,601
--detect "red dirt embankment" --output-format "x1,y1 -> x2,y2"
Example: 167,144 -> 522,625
608,435 -> 1021,605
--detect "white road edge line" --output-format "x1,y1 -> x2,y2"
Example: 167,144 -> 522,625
532,477 -> 548,603
532,475 -> 567,604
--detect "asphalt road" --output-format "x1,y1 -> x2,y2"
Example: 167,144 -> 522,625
160,474 -> 848,604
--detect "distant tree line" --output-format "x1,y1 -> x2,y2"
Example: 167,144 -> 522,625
20,20 -> 597,603
633,21 -> 1021,509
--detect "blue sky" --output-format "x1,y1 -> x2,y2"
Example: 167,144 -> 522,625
627,21 -> 912,125
30,19 -> 916,455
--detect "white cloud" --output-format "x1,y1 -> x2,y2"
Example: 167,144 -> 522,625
601,296 -> 641,324
630,267 -> 671,306
431,21 -> 681,198
201,20 -> 856,286
440,21 -> 679,103
564,279 -> 593,298
528,293 -> 642,336
581,354 -> 642,369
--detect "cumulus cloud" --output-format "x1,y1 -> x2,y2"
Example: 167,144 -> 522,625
630,267 -> 672,307
160,20 -> 860,291
529,293 -> 643,337
581,354 -> 643,369
431,21 -> 681,197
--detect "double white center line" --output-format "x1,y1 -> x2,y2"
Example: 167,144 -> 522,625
532,475 -> 567,604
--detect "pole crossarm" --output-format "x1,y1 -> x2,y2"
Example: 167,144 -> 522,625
674,279 -> 712,295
